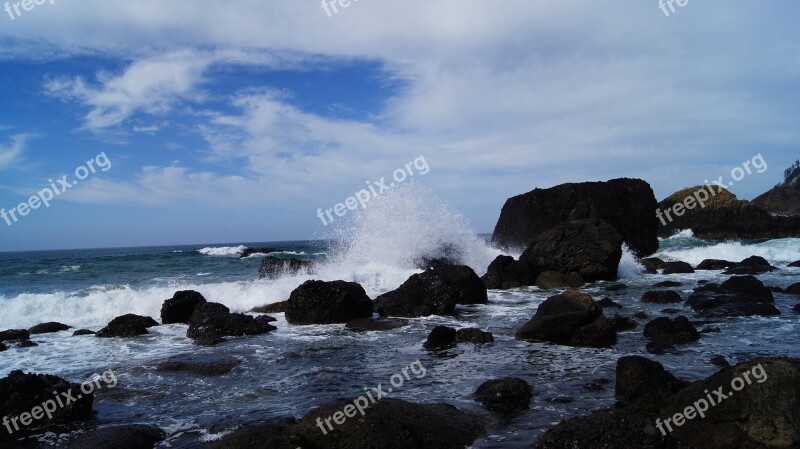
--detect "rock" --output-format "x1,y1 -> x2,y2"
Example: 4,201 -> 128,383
68,425 -> 166,449
156,354 -> 241,376
641,257 -> 665,274
456,328 -> 494,344
687,276 -> 780,317
654,281 -> 682,287
491,178 -> 659,256
596,297 -> 622,309
474,378 -> 532,413
96,314 -> 159,338
28,322 -> 70,334
161,290 -> 207,324
187,310 -> 276,344
258,256 -> 313,279
661,261 -> 695,274
17,340 -> 37,348
0,343 -> 6,352
608,315 -> 637,332
535,271 -> 584,289
786,283 -> 800,295
642,290 -> 682,304
0,370 -> 94,437
615,356 -> 688,413
481,255 -> 537,289
711,356 -> 730,367
752,184 -> 800,216
375,264 -> 486,317
696,259 -> 735,270
251,301 -> 288,313
603,283 -> 627,291
533,406 -> 691,449
345,318 -> 409,332
790,260 -> 800,268
194,333 -> 225,347
423,326 -> 457,350
286,280 -> 373,324
515,291 -> 617,348
72,329 -> 96,336
794,304 -> 800,313
291,398 -> 485,449
519,219 -> 624,282
0,329 -> 30,341
633,311 -> 649,320
723,255 -> 777,275
644,316 -> 700,349
210,418 -> 296,449
190,302 -> 231,325
239,246 -> 281,258
659,358 -> 800,449
770,286 -> 784,292
657,186 -> 800,239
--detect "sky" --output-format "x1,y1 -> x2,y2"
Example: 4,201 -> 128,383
0,0 -> 798,251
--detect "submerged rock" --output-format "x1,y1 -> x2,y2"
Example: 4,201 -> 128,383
96,314 -> 159,338
72,329 -> 96,336
423,325 -> 457,350
456,328 -> 494,344
475,378 -> 532,413
286,280 -> 373,325
187,308 -> 276,345
515,291 -> 616,348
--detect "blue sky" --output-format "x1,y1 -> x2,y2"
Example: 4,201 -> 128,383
0,1 -> 799,251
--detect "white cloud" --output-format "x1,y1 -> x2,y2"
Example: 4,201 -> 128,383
0,134 -> 28,170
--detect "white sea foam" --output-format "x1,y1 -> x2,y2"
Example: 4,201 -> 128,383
197,245 -> 247,257
617,244 -> 644,278
656,237 -> 800,266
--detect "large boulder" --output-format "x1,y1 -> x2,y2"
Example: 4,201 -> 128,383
28,322 -> 70,334
375,264 -> 486,317
491,178 -> 659,256
481,255 -> 538,289
687,276 -> 780,317
286,280 -> 373,324
258,257 -> 313,279
659,358 -> 800,449
96,314 -> 159,338
661,261 -> 695,274
68,425 -> 166,449
474,378 -> 532,413
615,356 -> 689,413
515,291 -> 616,348
161,290 -> 207,324
291,398 -> 485,449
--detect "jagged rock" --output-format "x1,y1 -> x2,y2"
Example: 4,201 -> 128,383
515,291 -> 616,348
687,276 -> 780,317
286,280 -> 373,324
642,290 -> 682,304
475,378 -> 532,413
752,184 -> 800,216
481,255 -> 537,289
161,290 -> 207,324
96,314 -> 159,338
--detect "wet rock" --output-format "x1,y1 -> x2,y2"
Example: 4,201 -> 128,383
790,260 -> 800,268
258,257 -> 313,279
535,271 -> 584,289
286,280 -> 373,324
475,378 -> 532,413
596,297 -> 623,309
72,329 -> 96,336
251,301 -> 288,313
240,246 -> 281,258
291,398 -> 485,449
28,322 -> 70,334
423,326 -> 457,350
661,261 -> 695,274
793,304 -> 800,313
68,425 -> 166,449
187,311 -> 276,344
770,286 -> 784,293
633,311 -> 649,320
161,290 -> 207,324
603,283 -> 627,291
156,354 -> 241,376
16,340 -> 37,348
786,283 -> 800,295
345,318 -> 409,332
0,329 -> 30,341
641,257 -> 665,274
515,291 -> 616,348
687,276 -> 779,317
711,356 -> 730,367
456,328 -> 494,344
723,255 -> 777,275
376,264 -> 486,317
481,255 -> 537,289
615,356 -> 688,413
642,290 -> 682,304
608,315 -> 637,332
654,280 -> 682,288
0,343 -> 5,352
426,263 -> 488,305
190,302 -> 231,325
644,316 -> 700,350
96,314 -> 159,338
210,418 -> 296,449
696,259 -> 735,270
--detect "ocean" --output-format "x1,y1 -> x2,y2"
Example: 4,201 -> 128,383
1,218 -> 800,447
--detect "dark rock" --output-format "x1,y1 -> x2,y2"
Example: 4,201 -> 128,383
0,370 -> 94,437
161,290 -> 207,324
345,318 -> 409,332
633,311 -> 649,320
0,329 -> 29,341
615,356 -> 688,413
641,257 -> 665,274
654,281 -> 682,288
376,264 -> 486,317
723,255 -> 777,275
72,329 -> 96,336
596,297 -> 623,309
187,312 -> 276,344
28,322 -> 70,334
474,378 -> 532,413
752,184 -> 800,216
642,290 -> 682,304
660,358 -> 800,449
584,378 -> 611,392
240,246 -> 281,258
794,304 -> 800,313
189,302 -> 231,326
456,328 -> 494,344
291,398 -> 485,449
786,283 -> 800,295
258,257 -> 313,279
711,356 -> 730,367
687,276 -> 780,317
790,260 -> 800,268
701,327 -> 721,333
96,314 -> 159,338
536,271 -> 584,289
491,178 -> 659,256
661,261 -> 695,274
68,425 -> 166,449
644,316 -> 700,347
608,315 -> 637,332
646,341 -> 674,355
423,326 -> 457,350
515,291 -> 616,348
481,255 -> 537,289
210,418 -> 296,449
194,332 -> 224,347
0,343 -> 5,352
286,280 -> 373,324
770,286 -> 784,292
603,283 -> 627,291
16,340 -> 37,348
661,308 -> 681,314
156,354 -> 241,376
251,301 -> 288,313
696,259 -> 735,270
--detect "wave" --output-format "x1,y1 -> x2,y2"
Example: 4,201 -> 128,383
661,229 -> 696,241
241,250 -> 307,259
197,245 -> 246,257
656,237 -> 800,266
617,244 -> 644,278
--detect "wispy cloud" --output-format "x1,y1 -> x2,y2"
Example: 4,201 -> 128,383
0,134 -> 29,170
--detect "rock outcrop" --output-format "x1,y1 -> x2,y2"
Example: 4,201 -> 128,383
375,264 -> 486,317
